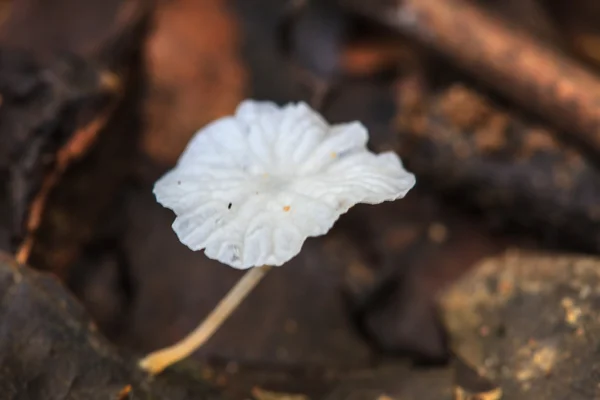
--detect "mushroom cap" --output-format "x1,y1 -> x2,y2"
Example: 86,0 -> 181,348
154,100 -> 415,269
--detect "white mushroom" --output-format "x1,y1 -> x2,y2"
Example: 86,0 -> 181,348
154,100 -> 415,269
140,100 -> 415,374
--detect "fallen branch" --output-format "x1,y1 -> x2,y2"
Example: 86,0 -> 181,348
341,0 -> 600,156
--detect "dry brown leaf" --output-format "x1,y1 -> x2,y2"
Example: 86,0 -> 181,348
143,0 -> 247,164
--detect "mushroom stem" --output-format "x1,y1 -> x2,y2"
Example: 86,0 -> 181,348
138,265 -> 272,375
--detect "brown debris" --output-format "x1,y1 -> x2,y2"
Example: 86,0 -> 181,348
427,222 -> 448,244
8,0 -> 152,280
117,384 -> 133,400
452,357 -> 502,400
251,387 -> 309,400
15,93 -> 117,265
394,75 -> 600,253
453,387 -> 502,400
437,85 -> 493,133
341,37 -> 417,77
0,0 -> 152,278
519,127 -> 560,157
0,50 -> 116,253
342,0 -> 600,157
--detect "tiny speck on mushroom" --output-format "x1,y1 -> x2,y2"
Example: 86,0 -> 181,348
283,205 -> 291,212
228,203 -> 232,209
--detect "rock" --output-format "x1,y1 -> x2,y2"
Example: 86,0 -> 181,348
441,250 -> 600,399
0,252 -> 221,400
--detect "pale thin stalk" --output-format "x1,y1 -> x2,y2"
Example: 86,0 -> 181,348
139,265 -> 271,375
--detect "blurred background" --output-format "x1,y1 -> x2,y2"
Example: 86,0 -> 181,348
2,0 -> 600,398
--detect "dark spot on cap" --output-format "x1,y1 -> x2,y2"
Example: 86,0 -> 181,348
228,203 -> 232,209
